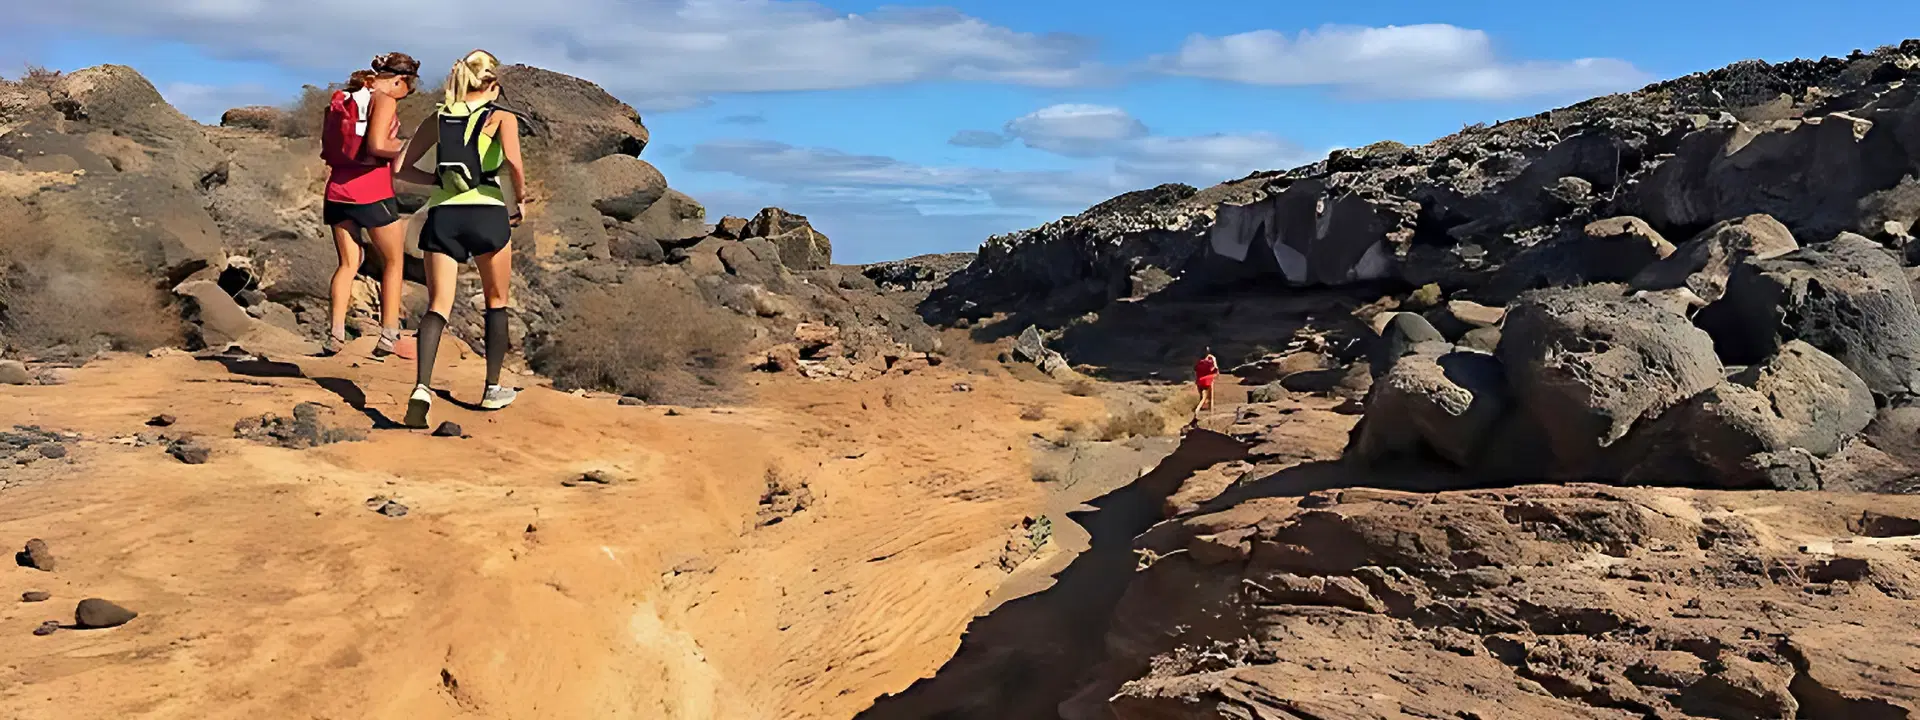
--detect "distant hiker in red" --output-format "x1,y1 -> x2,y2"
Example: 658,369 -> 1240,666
1193,348 -> 1219,421
320,52 -> 420,359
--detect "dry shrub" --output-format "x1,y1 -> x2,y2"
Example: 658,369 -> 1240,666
1100,408 -> 1168,441
18,65 -> 62,93
530,282 -> 749,406
0,202 -> 180,355
1032,465 -> 1061,483
1020,404 -> 1048,422
280,81 -> 442,140
1065,377 -> 1098,397
280,85 -> 330,138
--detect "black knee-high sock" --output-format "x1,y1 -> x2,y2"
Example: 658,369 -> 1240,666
484,308 -> 508,386
415,311 -> 447,388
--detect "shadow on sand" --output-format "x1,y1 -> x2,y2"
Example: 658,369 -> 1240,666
201,354 -> 403,430
855,429 -> 1253,720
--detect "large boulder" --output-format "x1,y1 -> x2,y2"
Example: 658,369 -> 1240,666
174,279 -> 257,348
1630,214 -> 1797,303
628,189 -> 708,246
1636,341 -> 1876,488
1367,312 -> 1448,376
587,155 -> 668,222
219,106 -> 286,132
1423,300 -> 1505,341
52,65 -> 218,165
1695,232 -> 1920,400
1348,350 -> 1508,468
746,207 -> 832,271
495,65 -> 649,161
1498,286 -> 1723,477
30,175 -> 225,284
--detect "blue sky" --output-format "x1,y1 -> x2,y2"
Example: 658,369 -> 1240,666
7,1 -> 1918,263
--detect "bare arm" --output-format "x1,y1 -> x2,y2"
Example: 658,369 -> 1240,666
496,112 -> 530,222
363,93 -> 403,160
394,113 -> 438,186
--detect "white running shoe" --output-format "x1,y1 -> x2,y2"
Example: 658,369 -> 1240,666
480,384 -> 518,411
403,384 -> 433,428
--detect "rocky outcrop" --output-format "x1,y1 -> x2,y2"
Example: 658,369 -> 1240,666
931,43 -> 1920,324
1,64 -> 937,394
745,207 -> 833,271
1063,484 -> 1920,719
495,64 -> 649,161
1342,275 -> 1909,489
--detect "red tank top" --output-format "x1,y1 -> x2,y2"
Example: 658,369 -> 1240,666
324,111 -> 399,204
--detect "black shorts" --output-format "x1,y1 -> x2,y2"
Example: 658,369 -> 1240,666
323,198 -> 401,230
420,205 -> 513,263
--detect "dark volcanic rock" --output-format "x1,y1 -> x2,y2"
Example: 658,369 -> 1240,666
432,422 -> 463,438
1497,285 -> 1722,478
74,598 -> 137,629
1349,350 -> 1509,468
21,591 -> 50,603
167,438 -> 210,464
1695,233 -> 1920,400
234,402 -> 366,448
1631,214 -> 1798,303
19,538 -> 56,571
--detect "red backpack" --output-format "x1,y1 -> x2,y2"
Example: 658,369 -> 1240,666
320,88 -> 372,167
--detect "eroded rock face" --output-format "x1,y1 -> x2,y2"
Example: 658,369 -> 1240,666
1498,286 -> 1723,476
1696,232 -> 1920,400
1063,485 -> 1920,720
1210,178 -> 1416,286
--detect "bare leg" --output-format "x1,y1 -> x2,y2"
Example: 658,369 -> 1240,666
475,242 -> 513,310
328,224 -> 364,342
364,220 -> 408,333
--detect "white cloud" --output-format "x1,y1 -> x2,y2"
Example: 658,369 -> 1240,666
1157,24 -> 1649,100
1002,104 -> 1147,157
16,0 -> 1105,111
972,104 -> 1309,186
159,82 -> 284,123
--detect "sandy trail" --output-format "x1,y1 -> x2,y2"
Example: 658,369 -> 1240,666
0,340 -> 1098,719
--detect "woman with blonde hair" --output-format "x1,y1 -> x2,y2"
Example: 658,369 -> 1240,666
320,52 -> 421,358
395,49 -> 528,428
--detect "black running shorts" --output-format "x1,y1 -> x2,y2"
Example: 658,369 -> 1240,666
420,205 -> 513,263
322,198 -> 401,230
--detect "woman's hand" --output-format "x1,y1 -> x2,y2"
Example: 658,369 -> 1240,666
509,204 -> 524,227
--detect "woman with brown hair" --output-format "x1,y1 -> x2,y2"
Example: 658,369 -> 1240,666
319,52 -> 420,358
394,49 -> 528,427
